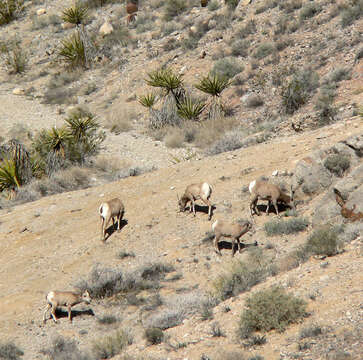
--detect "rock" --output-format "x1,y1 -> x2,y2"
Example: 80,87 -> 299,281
99,20 -> 113,36
13,88 -> 25,95
272,170 -> 279,176
61,22 -> 76,30
36,8 -> 46,16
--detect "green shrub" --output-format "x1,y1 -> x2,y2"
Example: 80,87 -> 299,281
231,39 -> 250,57
0,159 -> 22,192
92,330 -> 132,359
299,324 -> 322,339
0,342 -> 24,360
212,57 -> 243,80
264,217 -> 309,236
341,1 -> 363,27
299,3 -> 322,21
97,315 -> 118,325
58,31 -> 86,69
163,0 -> 187,21
324,154 -> 350,177
144,327 -> 164,345
235,19 -> 256,39
225,0 -> 240,10
0,0 -> 23,25
41,336 -> 88,360
238,287 -> 308,338
281,68 -> 319,114
306,226 -> 341,257
3,44 -> 27,74
253,42 -> 275,59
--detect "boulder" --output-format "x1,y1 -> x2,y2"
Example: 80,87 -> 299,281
99,20 -> 113,36
36,8 -> 46,16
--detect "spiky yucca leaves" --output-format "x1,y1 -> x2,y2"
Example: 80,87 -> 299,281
65,108 -> 97,141
138,93 -> 157,109
58,31 -> 86,69
61,1 -> 88,25
33,127 -> 70,159
177,96 -> 205,121
0,0 -> 24,25
195,74 -> 230,97
0,159 -> 21,191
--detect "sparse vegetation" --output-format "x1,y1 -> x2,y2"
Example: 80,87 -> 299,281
144,327 -> 164,345
97,314 -> 118,325
253,42 -> 275,60
264,217 -> 309,236
299,2 -> 322,21
2,43 -> 27,74
163,0 -> 187,21
41,336 -> 88,360
306,226 -> 341,257
0,342 -> 24,360
212,57 -> 243,80
58,31 -> 86,69
92,330 -> 132,359
238,286 -> 308,338
0,0 -> 23,25
299,324 -> 322,339
224,0 -> 240,10
211,322 -> 225,337
324,154 -> 350,177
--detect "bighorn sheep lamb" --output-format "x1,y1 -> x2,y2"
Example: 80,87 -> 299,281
212,220 -> 253,256
43,290 -> 91,324
99,198 -> 125,241
249,180 -> 295,217
178,182 -> 213,220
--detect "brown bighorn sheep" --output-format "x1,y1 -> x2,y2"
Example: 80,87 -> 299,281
249,180 -> 295,217
43,290 -> 91,324
99,198 -> 125,241
178,182 -> 213,220
212,220 -> 253,256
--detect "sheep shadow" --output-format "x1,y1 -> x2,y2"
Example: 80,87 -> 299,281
188,204 -> 216,218
218,240 -> 258,254
105,219 -> 128,240
255,202 -> 290,215
53,308 -> 95,320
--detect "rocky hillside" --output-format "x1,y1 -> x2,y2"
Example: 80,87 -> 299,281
0,0 -> 362,359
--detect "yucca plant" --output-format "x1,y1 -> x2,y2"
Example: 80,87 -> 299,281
43,127 -> 70,158
0,0 -> 24,25
177,96 -> 205,121
61,1 -> 88,25
138,93 -> 157,109
65,109 -> 98,142
146,68 -> 184,106
0,158 -> 21,191
58,31 -> 86,69
195,74 -> 230,98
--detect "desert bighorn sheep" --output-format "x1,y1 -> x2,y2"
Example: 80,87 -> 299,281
43,290 -> 91,324
178,182 -> 213,220
99,198 -> 125,241
249,180 -> 295,217
212,219 -> 253,256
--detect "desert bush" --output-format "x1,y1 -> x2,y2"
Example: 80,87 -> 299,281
355,47 -> 363,62
255,0 -> 278,14
324,154 -> 350,177
0,342 -> 24,360
210,322 -> 225,337
279,0 -> 302,13
306,226 -> 341,257
324,67 -> 351,84
31,13 -> 61,30
135,13 -> 154,34
213,252 -> 270,300
212,57 -> 243,80
58,31 -> 86,69
246,94 -> 264,108
144,328 -> 164,345
206,131 -> 244,155
236,19 -> 256,39
118,251 -> 135,259
163,0 -> 187,21
0,0 -> 23,25
264,217 -> 309,236
231,39 -> 250,57
243,334 -> 267,347
225,0 -> 240,10
2,43 -> 27,74
92,330 -> 132,360
208,0 -> 220,11
253,42 -> 275,60
164,128 -> 185,148
41,336 -> 88,360
341,0 -> 363,27
104,108 -> 134,134
238,286 -> 308,338
299,2 -> 322,21
299,324 -> 322,339
281,68 -> 319,114
97,315 -> 118,325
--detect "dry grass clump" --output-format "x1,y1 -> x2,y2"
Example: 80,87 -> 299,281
0,342 -> 24,360
144,327 -> 164,345
264,217 -> 309,236
323,154 -> 350,177
104,108 -> 134,134
306,226 -> 341,257
41,336 -> 88,360
164,128 -> 185,148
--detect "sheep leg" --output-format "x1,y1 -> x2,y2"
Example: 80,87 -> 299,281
117,213 -> 121,232
250,195 -> 259,216
214,233 -> 222,255
67,305 -> 72,322
191,199 -> 196,216
266,200 -> 270,215
50,304 -> 58,323
43,303 -> 51,323
273,200 -> 279,217
102,216 -> 111,241
231,238 -> 237,257
202,197 -> 213,220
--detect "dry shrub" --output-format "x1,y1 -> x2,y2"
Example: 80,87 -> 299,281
104,105 -> 135,134
193,117 -> 238,148
164,128 -> 185,148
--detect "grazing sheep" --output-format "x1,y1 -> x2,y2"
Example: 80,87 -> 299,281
43,290 -> 91,324
212,219 -> 253,256
99,198 -> 125,241
249,180 -> 295,217
178,182 -> 213,220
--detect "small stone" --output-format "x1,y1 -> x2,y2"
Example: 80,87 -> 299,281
61,22 -> 76,30
13,88 -> 25,95
99,20 -> 113,35
36,8 -> 46,16
170,186 -> 175,190
272,170 -> 279,176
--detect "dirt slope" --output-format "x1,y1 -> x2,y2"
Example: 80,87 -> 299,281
0,117 -> 361,359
